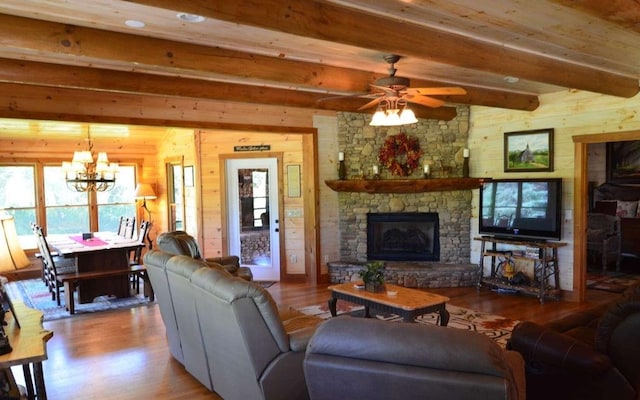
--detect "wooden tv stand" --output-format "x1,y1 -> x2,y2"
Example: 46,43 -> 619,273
475,236 -> 567,303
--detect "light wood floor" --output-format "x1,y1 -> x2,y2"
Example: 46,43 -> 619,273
23,281 -> 621,400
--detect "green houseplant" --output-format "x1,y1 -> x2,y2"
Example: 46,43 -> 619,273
359,261 -> 386,293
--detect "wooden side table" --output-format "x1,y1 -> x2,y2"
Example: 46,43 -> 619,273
0,302 -> 53,400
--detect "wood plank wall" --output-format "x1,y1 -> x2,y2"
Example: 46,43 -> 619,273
470,89 -> 640,301
197,129 -> 314,278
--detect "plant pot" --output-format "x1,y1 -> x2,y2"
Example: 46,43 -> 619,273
365,282 -> 386,293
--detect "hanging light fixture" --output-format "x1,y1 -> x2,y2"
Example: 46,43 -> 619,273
369,97 -> 418,127
62,127 -> 118,192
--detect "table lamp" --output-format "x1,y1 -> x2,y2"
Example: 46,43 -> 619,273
0,215 -> 30,274
134,183 -> 157,222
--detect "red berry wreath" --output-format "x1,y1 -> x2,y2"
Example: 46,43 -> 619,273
378,133 -> 423,176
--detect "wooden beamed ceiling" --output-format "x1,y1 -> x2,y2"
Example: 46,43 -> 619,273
0,0 -> 639,128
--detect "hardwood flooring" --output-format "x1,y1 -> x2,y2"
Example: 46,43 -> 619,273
21,282 -> 621,400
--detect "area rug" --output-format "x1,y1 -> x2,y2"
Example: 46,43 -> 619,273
586,272 -> 640,293
4,278 -> 153,321
298,302 -> 518,348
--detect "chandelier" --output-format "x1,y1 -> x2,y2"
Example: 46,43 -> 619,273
62,128 -> 118,192
369,97 -> 418,126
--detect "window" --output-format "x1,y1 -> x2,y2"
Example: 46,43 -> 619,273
1,163 -> 138,247
44,166 -> 90,234
0,165 -> 37,248
97,166 -> 136,232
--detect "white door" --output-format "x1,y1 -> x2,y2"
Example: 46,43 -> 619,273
226,158 -> 280,281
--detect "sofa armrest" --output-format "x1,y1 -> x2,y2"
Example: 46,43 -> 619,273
508,321 -> 612,375
288,326 -> 320,352
205,256 -> 239,274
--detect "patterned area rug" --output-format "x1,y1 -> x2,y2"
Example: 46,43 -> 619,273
4,278 -> 153,321
586,272 -> 640,293
298,302 -> 518,348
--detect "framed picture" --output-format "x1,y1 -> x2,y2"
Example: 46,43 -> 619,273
504,128 -> 554,172
607,140 -> 640,184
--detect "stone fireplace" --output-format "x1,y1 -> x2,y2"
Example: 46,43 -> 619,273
367,212 -> 439,261
327,108 -> 478,288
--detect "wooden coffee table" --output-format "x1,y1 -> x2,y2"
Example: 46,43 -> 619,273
328,282 -> 450,325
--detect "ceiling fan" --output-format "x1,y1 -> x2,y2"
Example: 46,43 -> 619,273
359,54 -> 467,112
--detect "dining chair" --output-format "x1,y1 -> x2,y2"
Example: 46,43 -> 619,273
124,217 -> 136,239
31,224 -> 75,305
117,216 -> 127,236
130,220 -> 152,293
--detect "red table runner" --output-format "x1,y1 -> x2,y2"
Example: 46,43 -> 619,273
69,235 -> 108,247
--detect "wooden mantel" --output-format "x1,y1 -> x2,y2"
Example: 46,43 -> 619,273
324,177 -> 491,193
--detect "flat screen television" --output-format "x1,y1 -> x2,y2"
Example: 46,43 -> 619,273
479,178 -> 562,241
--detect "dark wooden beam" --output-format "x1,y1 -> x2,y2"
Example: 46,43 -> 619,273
127,0 -> 638,98
0,15 -> 537,111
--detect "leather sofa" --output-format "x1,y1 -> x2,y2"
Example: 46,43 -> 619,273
303,316 -> 526,400
508,283 -> 640,400
143,248 -> 324,400
156,230 -> 253,281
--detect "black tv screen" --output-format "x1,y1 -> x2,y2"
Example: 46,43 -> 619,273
479,178 -> 562,241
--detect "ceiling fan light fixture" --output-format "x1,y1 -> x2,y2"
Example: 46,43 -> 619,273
370,109 -> 387,126
399,108 -> 418,125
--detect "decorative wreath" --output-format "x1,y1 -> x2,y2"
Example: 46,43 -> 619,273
378,133 -> 423,176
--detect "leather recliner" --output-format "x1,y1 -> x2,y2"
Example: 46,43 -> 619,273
303,316 -> 526,400
508,283 -> 640,400
143,249 -> 324,400
157,230 -> 253,281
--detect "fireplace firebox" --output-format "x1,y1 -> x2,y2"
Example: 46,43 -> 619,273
367,212 -> 440,261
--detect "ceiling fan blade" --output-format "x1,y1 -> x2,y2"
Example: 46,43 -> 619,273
358,96 -> 384,110
369,84 -> 398,95
409,87 -> 467,96
404,94 -> 445,108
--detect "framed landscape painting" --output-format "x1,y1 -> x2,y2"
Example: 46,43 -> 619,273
504,128 -> 554,172
607,140 -> 640,184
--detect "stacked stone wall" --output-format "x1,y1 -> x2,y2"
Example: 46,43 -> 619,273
336,107 -> 472,264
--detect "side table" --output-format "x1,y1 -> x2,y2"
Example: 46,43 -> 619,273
0,302 -> 53,400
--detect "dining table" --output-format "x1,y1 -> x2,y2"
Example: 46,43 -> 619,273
46,232 -> 144,304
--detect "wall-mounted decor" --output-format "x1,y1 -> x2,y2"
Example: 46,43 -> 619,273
287,165 -> 301,197
607,140 -> 640,184
184,165 -> 194,187
504,128 -> 554,172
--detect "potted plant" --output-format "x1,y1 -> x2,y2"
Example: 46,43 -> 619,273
359,261 -> 386,293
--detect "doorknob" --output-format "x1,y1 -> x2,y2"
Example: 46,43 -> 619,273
275,219 -> 279,224
274,228 -> 279,232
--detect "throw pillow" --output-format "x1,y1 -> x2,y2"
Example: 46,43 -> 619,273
616,200 -> 638,218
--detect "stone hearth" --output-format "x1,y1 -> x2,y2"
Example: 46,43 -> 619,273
328,261 -> 478,289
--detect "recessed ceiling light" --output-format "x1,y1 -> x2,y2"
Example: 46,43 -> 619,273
504,76 -> 520,83
177,13 -> 205,23
125,20 -> 145,28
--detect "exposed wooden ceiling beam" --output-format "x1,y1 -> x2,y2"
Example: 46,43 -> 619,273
0,58 -> 456,120
0,14 -> 537,111
0,82 -> 326,128
126,0 -> 639,98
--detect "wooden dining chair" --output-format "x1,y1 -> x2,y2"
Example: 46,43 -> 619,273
124,217 -> 136,239
32,224 -> 75,305
130,220 -> 152,293
117,216 -> 127,237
